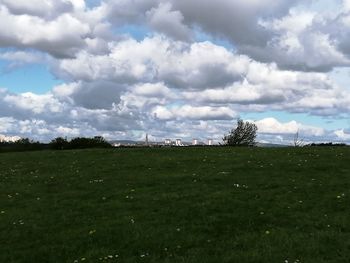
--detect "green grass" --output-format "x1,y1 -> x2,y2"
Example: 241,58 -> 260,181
0,147 -> 350,263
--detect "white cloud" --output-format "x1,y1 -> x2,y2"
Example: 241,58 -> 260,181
0,7 -> 91,57
56,126 -> 80,137
0,0 -> 74,18
251,10 -> 350,71
0,51 -> 43,63
103,0 -> 347,71
334,129 -> 350,140
344,0 -> 350,12
255,118 -> 325,136
152,105 -> 236,121
3,92 -> 64,114
53,36 -> 350,118
146,2 -> 192,41
0,117 -> 16,133
52,82 -> 80,98
132,83 -> 175,98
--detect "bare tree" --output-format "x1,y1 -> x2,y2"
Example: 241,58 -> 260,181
293,129 -> 304,147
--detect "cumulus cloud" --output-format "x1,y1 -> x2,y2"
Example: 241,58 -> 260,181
1,0 -> 350,143
0,50 -> 46,71
0,0 -> 109,58
246,9 -> 350,71
0,117 -> 15,133
0,51 -> 43,63
0,7 -> 90,58
104,0 -> 350,71
0,0 -> 74,18
3,92 -> 64,114
52,36 -> 350,119
255,118 -> 324,136
173,0 -> 298,45
334,129 -> 350,141
152,105 -> 236,121
132,83 -> 176,98
146,2 -> 192,41
1,0 -> 350,70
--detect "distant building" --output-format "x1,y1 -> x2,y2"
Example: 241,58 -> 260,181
175,139 -> 182,146
208,139 -> 213,146
164,139 -> 172,145
192,139 -> 198,146
0,135 -> 21,143
145,134 -> 149,146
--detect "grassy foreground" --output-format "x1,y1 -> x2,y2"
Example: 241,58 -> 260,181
0,147 -> 350,263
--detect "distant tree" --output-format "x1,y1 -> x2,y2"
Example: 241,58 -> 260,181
223,119 -> 258,146
15,138 -> 31,145
93,136 -> 109,144
307,142 -> 347,147
293,130 -> 304,147
5,138 -> 44,152
50,137 -> 69,150
69,136 -> 112,149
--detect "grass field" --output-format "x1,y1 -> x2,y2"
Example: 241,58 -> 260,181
0,147 -> 350,263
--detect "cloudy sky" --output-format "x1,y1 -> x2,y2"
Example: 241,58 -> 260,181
1,0 -> 350,144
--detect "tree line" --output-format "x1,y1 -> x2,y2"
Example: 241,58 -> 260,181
0,136 -> 112,153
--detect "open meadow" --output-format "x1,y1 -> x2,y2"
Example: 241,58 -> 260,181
1,147 -> 350,263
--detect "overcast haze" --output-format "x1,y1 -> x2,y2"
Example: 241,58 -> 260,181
1,0 -> 350,144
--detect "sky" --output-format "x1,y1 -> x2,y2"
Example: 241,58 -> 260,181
1,0 -> 350,144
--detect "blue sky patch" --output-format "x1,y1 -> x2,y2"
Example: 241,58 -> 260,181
0,61 -> 62,94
